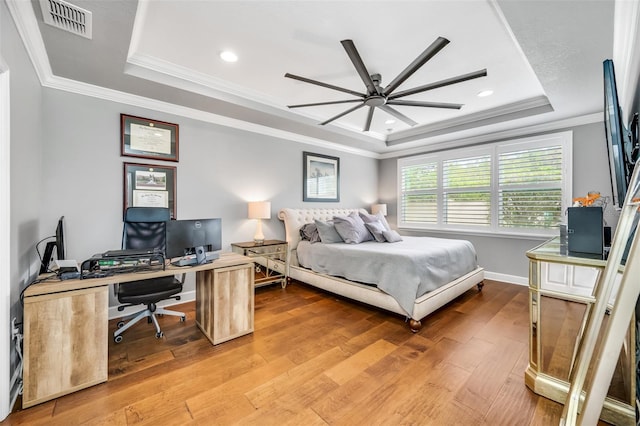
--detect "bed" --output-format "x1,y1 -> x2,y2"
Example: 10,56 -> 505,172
278,208 -> 484,331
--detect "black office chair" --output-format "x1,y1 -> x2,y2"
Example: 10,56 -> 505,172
113,207 -> 185,343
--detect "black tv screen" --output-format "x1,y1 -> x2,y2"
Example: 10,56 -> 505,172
165,218 -> 222,261
603,59 -> 634,209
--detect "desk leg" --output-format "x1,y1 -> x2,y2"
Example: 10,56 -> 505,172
196,263 -> 254,345
23,285 -> 109,408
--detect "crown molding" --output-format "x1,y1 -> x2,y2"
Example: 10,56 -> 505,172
6,0 -> 380,159
379,112 -> 601,159
388,95 -> 552,144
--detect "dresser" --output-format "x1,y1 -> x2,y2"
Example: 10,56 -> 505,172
231,240 -> 288,288
525,238 -> 634,425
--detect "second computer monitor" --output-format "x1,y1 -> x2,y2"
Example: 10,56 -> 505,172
166,218 -> 222,264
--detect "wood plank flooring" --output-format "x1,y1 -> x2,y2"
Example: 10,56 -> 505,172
1,279 -> 609,425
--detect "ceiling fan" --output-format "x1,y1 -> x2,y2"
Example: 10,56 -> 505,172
285,37 -> 487,132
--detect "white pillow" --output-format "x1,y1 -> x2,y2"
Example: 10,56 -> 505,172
333,212 -> 373,244
382,230 -> 403,243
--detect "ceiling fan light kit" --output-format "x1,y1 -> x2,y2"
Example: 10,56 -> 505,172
285,37 -> 487,132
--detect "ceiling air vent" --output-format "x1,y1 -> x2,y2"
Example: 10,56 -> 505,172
39,0 -> 92,39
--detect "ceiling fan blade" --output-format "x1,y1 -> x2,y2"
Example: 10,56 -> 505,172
340,40 -> 379,95
379,104 -> 418,127
387,99 -> 462,109
285,73 -> 365,98
319,102 -> 365,125
364,106 -> 375,132
383,37 -> 450,96
388,69 -> 488,100
288,99 -> 363,108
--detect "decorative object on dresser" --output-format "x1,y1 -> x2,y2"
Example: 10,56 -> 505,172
247,201 -> 271,244
278,208 -> 484,331
231,240 -> 288,288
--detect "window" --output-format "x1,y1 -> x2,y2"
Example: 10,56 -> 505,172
398,132 -> 572,236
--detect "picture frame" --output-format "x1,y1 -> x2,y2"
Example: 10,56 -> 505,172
123,162 -> 177,219
303,151 -> 340,202
121,114 -> 179,162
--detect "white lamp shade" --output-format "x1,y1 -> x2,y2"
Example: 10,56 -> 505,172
248,201 -> 271,219
371,204 -> 387,216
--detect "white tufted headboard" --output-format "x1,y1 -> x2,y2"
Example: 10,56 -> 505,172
278,208 -> 368,252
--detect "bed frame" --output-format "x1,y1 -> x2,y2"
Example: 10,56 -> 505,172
278,208 -> 485,331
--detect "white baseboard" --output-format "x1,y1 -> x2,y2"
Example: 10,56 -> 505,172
484,271 -> 528,286
108,290 -> 195,320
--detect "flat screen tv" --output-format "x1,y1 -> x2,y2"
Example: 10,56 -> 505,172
165,218 -> 222,264
39,216 -> 66,274
603,59 -> 638,209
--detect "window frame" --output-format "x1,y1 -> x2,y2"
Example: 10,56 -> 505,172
397,131 -> 573,238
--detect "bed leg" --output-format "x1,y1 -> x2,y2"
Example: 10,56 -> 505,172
408,319 -> 422,333
477,281 -> 484,291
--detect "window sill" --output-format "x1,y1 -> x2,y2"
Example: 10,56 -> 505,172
397,226 -> 553,241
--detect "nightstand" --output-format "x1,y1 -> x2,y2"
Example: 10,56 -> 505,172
231,240 -> 288,288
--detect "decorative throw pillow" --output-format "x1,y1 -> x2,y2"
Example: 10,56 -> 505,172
333,212 -> 373,244
299,223 -> 320,243
382,229 -> 403,243
314,220 -> 344,243
359,211 -> 391,232
364,221 -> 387,242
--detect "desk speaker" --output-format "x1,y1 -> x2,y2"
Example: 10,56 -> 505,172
567,207 -> 603,255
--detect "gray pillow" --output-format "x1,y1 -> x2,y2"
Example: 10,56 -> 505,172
314,219 -> 344,243
359,211 -> 391,232
364,221 -> 387,242
333,212 -> 373,244
382,229 -> 403,243
299,223 -> 320,243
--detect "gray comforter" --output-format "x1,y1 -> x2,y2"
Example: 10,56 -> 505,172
296,236 -> 478,316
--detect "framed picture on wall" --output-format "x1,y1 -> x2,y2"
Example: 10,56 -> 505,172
303,151 -> 340,202
123,162 -> 176,219
121,114 -> 179,162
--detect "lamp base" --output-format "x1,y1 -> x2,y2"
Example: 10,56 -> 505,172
253,238 -> 265,245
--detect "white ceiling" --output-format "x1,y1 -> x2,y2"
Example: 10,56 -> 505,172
24,0 -> 615,155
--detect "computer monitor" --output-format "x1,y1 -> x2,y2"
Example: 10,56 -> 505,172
165,218 -> 222,264
39,216 -> 66,274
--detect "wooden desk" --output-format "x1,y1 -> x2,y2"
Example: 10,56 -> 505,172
22,252 -> 253,408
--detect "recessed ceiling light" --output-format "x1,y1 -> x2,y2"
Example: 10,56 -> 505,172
220,51 -> 238,63
385,119 -> 396,125
477,90 -> 493,97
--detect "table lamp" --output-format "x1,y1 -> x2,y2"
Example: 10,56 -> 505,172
371,203 -> 387,216
248,201 -> 271,244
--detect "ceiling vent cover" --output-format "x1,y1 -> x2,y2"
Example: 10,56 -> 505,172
39,0 -> 92,39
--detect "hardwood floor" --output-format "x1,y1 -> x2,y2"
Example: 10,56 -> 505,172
2,280 -> 608,425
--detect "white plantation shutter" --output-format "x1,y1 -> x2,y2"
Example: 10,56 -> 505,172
397,132 -> 571,236
498,146 -> 563,230
443,155 -> 491,226
400,160 -> 438,224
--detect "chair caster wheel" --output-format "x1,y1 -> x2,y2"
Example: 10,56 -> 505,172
180,316 -> 186,322
155,332 -> 163,339
114,335 -> 123,343
117,321 -> 125,329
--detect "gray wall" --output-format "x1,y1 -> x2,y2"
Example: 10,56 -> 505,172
39,89 -> 378,305
379,122 -> 615,280
2,0 -> 45,407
